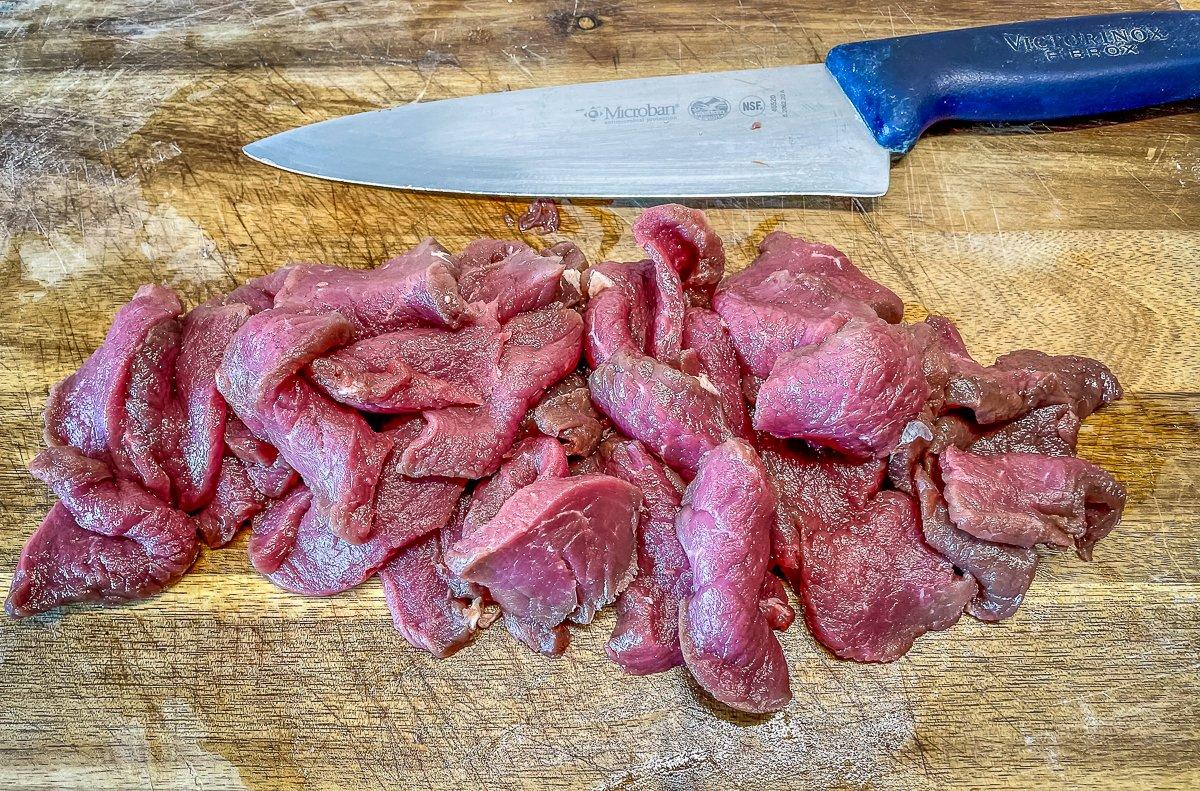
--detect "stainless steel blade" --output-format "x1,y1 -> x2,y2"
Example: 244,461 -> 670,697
243,64 -> 890,198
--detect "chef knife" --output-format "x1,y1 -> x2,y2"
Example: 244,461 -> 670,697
244,11 -> 1200,198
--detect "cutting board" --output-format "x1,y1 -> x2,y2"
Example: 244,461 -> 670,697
2,0 -> 1198,788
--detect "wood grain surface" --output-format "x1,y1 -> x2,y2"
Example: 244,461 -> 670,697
2,1 -> 1199,789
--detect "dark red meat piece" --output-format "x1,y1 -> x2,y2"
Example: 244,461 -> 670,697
516,198 -> 560,234
676,439 -> 791,713
174,303 -> 251,512
800,489 -> 976,662
632,203 -> 726,306
588,351 -> 732,476
273,238 -> 465,337
455,240 -> 568,322
397,308 -> 582,479
223,415 -> 297,500
307,309 -> 502,413
445,474 -> 640,632
754,319 -> 928,458
197,457 -> 264,549
603,440 -> 688,675
217,309 -> 393,544
582,261 -> 652,367
44,285 -> 183,465
993,349 -> 1123,419
527,373 -> 605,457
940,446 -> 1126,560
914,466 -> 1037,622
681,308 -> 751,439
8,447 -> 198,617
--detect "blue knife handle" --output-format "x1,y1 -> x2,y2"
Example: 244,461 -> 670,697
826,11 -> 1200,152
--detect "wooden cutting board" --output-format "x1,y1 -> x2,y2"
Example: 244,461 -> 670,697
2,0 -> 1198,788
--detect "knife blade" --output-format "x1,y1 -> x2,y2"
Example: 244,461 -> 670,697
244,11 -> 1200,198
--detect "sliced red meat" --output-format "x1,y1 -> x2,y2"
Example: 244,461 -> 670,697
44,285 -> 183,463
800,489 -> 977,663
247,424 -> 464,595
676,439 -> 791,713
516,197 -> 560,234
914,466 -> 1037,622
380,531 -> 485,658
644,256 -> 686,365
174,303 -> 251,512
754,319 -> 928,458
527,373 -> 605,457
603,440 -> 689,676
9,447 -> 199,617
588,351 -> 732,476
307,310 -> 502,413
993,349 -> 1123,419
217,309 -> 393,544
583,260 -> 652,367
968,405 -> 1082,457
454,240 -> 567,322
463,436 -> 570,536
197,456 -> 264,549
397,308 -> 582,479
940,446 -> 1126,560
223,415 -> 297,499
445,474 -> 640,632
632,203 -> 726,306
544,240 -> 587,309
757,434 -> 886,591
273,239 -> 464,337
114,318 -> 182,502
682,308 -> 751,439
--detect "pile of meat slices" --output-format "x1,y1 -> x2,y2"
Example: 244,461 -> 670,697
7,205 -> 1127,714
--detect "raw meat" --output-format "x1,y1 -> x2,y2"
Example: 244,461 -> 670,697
676,439 -> 792,713
800,488 -> 977,662
197,456 -> 265,548
174,303 -> 251,511
682,308 -> 751,439
516,198 -> 560,234
604,440 -> 689,675
274,238 -> 465,336
223,415 -> 297,499
632,203 -> 726,306
913,466 -> 1037,622
445,474 -> 640,632
527,373 -> 605,457
307,309 -> 502,413
583,260 -> 652,367
217,309 -> 393,544
44,285 -> 183,464
588,351 -> 732,476
993,350 -> 1123,419
455,240 -> 567,321
116,318 -> 182,502
754,319 -> 928,458
940,446 -> 1127,560
8,447 -> 198,617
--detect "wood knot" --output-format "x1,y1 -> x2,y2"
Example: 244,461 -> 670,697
576,15 -> 598,31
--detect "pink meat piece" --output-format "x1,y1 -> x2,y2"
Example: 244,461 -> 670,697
445,474 -> 640,632
247,486 -> 311,576
516,197 -> 560,234
644,256 -> 687,365
397,308 -> 582,479
223,415 -> 297,500
940,446 -> 1126,560
174,303 -> 251,512
197,456 -> 264,549
676,439 -> 792,713
527,373 -> 605,457
216,309 -> 393,544
756,434 -> 886,591
8,447 -> 199,617
968,405 -> 1082,457
307,309 -> 502,413
757,232 -> 903,321
44,285 -> 183,465
682,308 -> 751,439
583,260 -> 652,367
993,349 -> 1123,419
544,241 -> 587,309
800,488 -> 977,663
632,204 -> 726,306
603,440 -> 689,676
273,238 -> 465,337
914,466 -> 1037,622
115,318 -> 182,502
588,351 -> 732,476
454,240 -> 568,322
247,423 -> 464,595
754,319 -> 929,458
380,531 -> 486,658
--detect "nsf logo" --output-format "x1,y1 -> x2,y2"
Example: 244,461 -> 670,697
688,96 -> 730,121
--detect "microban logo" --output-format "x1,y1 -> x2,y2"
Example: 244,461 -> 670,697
583,103 -> 679,123
689,96 -> 731,120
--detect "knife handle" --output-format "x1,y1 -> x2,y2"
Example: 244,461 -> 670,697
826,11 -> 1200,153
